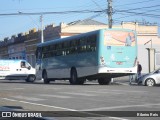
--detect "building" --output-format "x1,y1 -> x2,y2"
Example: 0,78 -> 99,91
0,19 -> 160,73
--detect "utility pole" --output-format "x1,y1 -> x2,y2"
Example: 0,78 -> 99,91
107,0 -> 112,29
40,15 -> 44,43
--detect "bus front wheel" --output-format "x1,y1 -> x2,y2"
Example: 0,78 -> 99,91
43,71 -> 50,84
98,78 -> 111,85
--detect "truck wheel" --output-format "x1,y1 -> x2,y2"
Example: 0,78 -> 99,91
43,71 -> 50,84
26,75 -> 36,82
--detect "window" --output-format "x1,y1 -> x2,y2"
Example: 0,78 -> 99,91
64,41 -> 70,49
36,47 -> 42,59
56,43 -> 62,50
21,61 -> 26,68
50,45 -> 56,50
42,46 -> 50,53
87,35 -> 97,52
39,34 -> 97,58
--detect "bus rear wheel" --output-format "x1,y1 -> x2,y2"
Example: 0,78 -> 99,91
43,71 -> 50,84
69,68 -> 85,85
98,78 -> 111,85
70,68 -> 78,85
78,78 -> 85,85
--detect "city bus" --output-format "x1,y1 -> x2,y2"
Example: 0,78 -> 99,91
35,28 -> 137,85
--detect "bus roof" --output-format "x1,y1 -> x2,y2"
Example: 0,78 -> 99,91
37,28 -> 135,47
37,29 -> 99,47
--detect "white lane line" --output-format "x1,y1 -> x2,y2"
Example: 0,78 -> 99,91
114,82 -> 129,86
110,90 -> 147,93
39,94 -> 71,98
85,90 -> 122,94
1,98 -> 129,120
81,103 -> 160,111
11,95 -> 45,101
98,89 -> 147,93
0,88 -> 24,91
60,92 -> 96,96
109,117 -> 129,120
2,98 -> 76,111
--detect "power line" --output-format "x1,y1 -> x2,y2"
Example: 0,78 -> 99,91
115,5 -> 160,12
115,10 -> 160,18
0,10 -> 104,16
115,0 -> 157,8
91,0 -> 104,10
114,4 -> 160,20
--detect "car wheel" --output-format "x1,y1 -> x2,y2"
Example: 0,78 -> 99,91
145,78 -> 155,86
26,75 -> 36,82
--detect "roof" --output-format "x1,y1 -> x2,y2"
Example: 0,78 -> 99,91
67,19 -> 106,25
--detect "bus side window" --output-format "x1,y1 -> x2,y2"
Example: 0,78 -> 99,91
36,47 -> 42,59
70,39 -> 78,54
78,37 -> 87,53
90,35 -> 97,51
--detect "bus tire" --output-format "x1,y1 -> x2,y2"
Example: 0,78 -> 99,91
78,78 -> 85,85
98,78 -> 111,85
26,75 -> 36,82
43,71 -> 50,84
70,68 -> 78,85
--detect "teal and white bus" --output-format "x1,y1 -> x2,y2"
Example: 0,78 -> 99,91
35,28 -> 137,85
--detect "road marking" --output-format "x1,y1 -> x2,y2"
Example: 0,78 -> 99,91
114,82 -> 130,86
98,89 -> 147,93
109,117 -> 129,120
110,90 -> 147,93
60,92 -> 96,96
2,98 -> 76,111
1,98 -> 129,120
85,90 -> 122,94
39,94 -> 71,98
81,103 -> 160,111
11,95 -> 45,101
0,88 -> 24,91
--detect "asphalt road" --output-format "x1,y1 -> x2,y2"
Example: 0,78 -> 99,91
0,79 -> 160,120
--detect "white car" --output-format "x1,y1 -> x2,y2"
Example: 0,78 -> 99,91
138,68 -> 160,86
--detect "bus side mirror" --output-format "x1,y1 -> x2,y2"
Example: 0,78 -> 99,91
28,66 -> 31,70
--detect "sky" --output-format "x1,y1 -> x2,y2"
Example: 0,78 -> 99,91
0,0 -> 160,40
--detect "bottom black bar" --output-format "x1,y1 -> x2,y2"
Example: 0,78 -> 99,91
0,111 -> 160,118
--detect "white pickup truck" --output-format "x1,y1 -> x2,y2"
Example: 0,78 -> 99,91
0,60 -> 36,82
